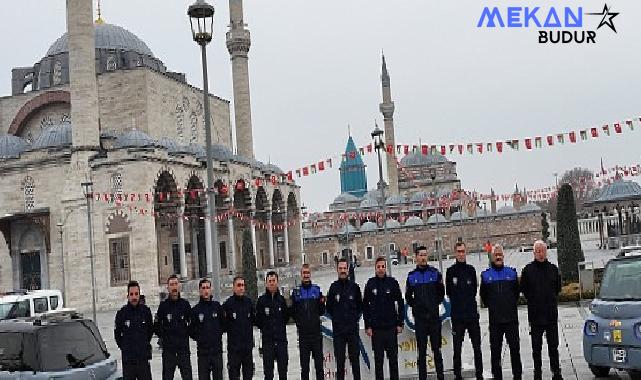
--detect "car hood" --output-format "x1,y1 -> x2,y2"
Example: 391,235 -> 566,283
590,299 -> 641,319
0,358 -> 119,380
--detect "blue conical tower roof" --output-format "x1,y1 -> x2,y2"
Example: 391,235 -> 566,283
339,135 -> 367,197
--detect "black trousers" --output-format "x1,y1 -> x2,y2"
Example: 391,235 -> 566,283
489,322 -> 522,380
162,350 -> 192,380
299,335 -> 324,380
197,353 -> 223,380
122,361 -> 152,380
531,323 -> 561,377
263,339 -> 288,380
227,349 -> 253,380
452,319 -> 483,380
371,327 -> 399,380
334,332 -> 361,380
415,319 -> 444,380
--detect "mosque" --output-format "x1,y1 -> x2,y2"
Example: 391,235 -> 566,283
0,1 -> 302,310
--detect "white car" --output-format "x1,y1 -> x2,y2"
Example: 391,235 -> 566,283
0,289 -> 64,320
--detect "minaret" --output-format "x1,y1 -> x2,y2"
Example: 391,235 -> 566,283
379,53 -> 399,195
226,0 -> 254,158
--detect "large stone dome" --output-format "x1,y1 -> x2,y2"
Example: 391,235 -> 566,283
46,23 -> 155,58
400,152 -> 448,167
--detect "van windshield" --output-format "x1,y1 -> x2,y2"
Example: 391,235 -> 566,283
599,258 -> 641,301
0,301 -> 30,320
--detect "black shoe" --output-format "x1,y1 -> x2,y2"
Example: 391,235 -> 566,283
534,370 -> 542,380
552,373 -> 563,380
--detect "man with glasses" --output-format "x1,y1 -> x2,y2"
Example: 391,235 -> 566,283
223,276 -> 255,380
291,264 -> 326,380
446,241 -> 483,380
189,279 -> 225,380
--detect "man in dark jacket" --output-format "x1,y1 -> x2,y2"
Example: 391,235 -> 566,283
189,278 -> 224,380
480,245 -> 522,380
223,276 -> 255,380
521,240 -> 563,380
154,274 -> 192,380
405,245 -> 445,380
327,258 -> 363,380
255,271 -> 290,380
446,241 -> 483,380
363,256 -> 404,380
115,281 -> 153,380
291,264 -> 325,380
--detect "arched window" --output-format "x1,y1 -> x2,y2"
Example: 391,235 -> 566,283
23,176 -> 35,211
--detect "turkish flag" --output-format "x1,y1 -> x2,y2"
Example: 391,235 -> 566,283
546,135 -> 554,146
421,145 -> 428,155
440,145 -> 446,155
404,145 -> 409,155
458,145 -> 464,154
302,167 -> 309,176
287,171 -> 293,181
386,145 -> 393,154
525,138 -> 532,150
318,161 -> 325,171
496,141 -> 503,152
614,123 -> 622,133
591,127 -> 598,138
366,144 -> 372,153
569,131 -> 576,143
349,151 -> 356,159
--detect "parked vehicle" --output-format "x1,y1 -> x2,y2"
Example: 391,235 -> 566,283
519,245 -> 534,253
583,252 -> 641,379
0,289 -> 65,320
0,311 -> 122,379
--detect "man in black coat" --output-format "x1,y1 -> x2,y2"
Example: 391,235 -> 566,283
291,264 -> 326,380
114,281 -> 153,380
521,240 -> 563,380
363,256 -> 404,380
405,246 -> 445,380
480,245 -> 522,380
446,241 -> 483,380
327,258 -> 363,380
155,274 -> 193,380
223,276 -> 255,380
255,271 -> 290,380
189,278 -> 225,380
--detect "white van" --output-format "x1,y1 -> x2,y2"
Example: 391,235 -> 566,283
0,289 -> 64,320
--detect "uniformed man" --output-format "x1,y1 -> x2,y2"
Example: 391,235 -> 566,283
223,276 -> 255,380
189,278 -> 225,380
291,264 -> 325,380
446,241 -> 483,380
480,245 -> 522,380
255,271 -> 290,380
521,240 -> 563,380
405,245 -> 445,380
114,281 -> 153,380
363,256 -> 405,380
154,274 -> 193,380
327,258 -> 363,380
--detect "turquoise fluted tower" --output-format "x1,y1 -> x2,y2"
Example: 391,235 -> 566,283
340,135 -> 368,197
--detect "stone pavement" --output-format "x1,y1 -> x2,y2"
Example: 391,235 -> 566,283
93,248 -> 632,379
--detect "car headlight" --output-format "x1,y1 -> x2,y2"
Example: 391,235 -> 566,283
585,320 -> 598,336
635,323 -> 641,339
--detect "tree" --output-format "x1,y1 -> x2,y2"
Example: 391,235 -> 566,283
556,184 -> 585,284
541,212 -> 550,242
560,167 -> 597,212
241,228 -> 258,302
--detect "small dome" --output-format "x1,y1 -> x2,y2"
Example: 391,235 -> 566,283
497,205 -> 516,215
360,198 -> 379,208
450,211 -> 470,220
385,219 -> 401,229
427,213 -> 447,224
265,164 -> 284,174
360,221 -> 379,232
410,191 -> 429,203
519,203 -> 542,213
589,179 -> 641,204
400,152 -> 448,167
333,193 -> 360,204
46,23 -> 155,57
157,137 -> 189,154
385,195 -> 407,205
115,129 -> 155,149
209,144 -> 233,161
363,189 -> 383,201
251,159 -> 267,171
0,134 -> 30,159
404,216 -> 424,227
31,121 -> 72,149
340,224 -> 359,234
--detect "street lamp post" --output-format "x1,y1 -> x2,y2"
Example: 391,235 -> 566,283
56,223 -> 65,304
372,122 -> 392,276
483,201 -> 491,266
431,172 -> 443,274
81,182 -> 97,323
188,0 -> 221,300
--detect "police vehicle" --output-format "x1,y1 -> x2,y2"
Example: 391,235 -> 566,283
583,248 -> 641,379
0,310 -> 122,379
0,289 -> 65,320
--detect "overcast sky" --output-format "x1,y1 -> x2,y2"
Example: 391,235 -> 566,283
1,0 -> 640,212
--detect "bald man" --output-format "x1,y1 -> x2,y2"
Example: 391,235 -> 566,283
520,241 -> 563,380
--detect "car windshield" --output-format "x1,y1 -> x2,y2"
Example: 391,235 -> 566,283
599,257 -> 641,301
0,301 -> 30,320
38,321 -> 108,371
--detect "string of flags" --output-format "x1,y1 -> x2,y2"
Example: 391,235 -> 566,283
287,117 -> 639,179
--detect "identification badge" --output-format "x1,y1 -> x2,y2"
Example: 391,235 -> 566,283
265,307 -> 270,316
232,312 -> 236,319
466,279 -> 471,285
372,289 -> 377,295
453,277 -> 458,285
199,313 -> 204,322
386,288 -> 390,294
349,295 -> 353,300
125,320 -> 130,327
336,295 -> 340,302
213,312 -> 217,318
167,313 -> 172,322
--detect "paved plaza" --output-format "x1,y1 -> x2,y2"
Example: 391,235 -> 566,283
94,247 -> 632,379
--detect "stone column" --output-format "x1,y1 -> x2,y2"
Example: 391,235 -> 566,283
191,222 -> 199,277
228,214 -> 237,273
204,216 -> 213,274
250,211 -> 258,268
177,204 -> 188,279
267,213 -> 275,267
283,206 -> 290,264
